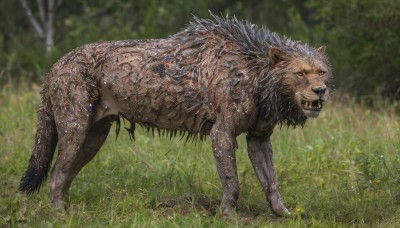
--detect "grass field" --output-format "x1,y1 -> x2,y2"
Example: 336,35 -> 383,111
1,85 -> 399,227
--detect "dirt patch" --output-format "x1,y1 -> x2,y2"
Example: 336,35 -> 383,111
157,194 -> 284,225
158,194 -> 219,215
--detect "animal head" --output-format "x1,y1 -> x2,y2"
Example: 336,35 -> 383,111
268,45 -> 333,118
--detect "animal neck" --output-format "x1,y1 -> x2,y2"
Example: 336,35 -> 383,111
257,72 -> 307,128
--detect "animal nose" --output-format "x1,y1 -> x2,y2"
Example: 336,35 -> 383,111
312,86 -> 326,97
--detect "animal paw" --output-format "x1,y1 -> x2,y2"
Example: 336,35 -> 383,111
271,201 -> 292,217
220,205 -> 237,220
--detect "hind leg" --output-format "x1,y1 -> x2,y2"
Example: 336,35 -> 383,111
49,116 -> 113,209
50,128 -> 88,210
47,68 -> 111,209
69,116 -> 114,177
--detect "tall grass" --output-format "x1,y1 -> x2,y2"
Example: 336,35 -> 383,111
1,85 -> 399,227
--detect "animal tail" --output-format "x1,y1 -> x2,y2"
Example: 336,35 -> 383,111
19,83 -> 58,194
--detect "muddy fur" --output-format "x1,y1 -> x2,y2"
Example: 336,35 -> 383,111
20,13 -> 333,217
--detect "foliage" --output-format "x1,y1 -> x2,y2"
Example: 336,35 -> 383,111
1,85 -> 399,227
307,0 -> 400,100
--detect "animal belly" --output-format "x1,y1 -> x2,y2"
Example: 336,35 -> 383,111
97,78 -> 214,134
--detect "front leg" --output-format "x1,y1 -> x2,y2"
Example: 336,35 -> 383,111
210,124 -> 239,218
247,134 -> 291,216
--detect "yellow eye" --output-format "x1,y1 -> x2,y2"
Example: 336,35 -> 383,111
296,72 -> 305,77
318,71 -> 326,76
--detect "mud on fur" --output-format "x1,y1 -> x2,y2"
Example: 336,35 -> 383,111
20,13 -> 333,217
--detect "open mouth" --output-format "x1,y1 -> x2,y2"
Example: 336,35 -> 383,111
301,99 -> 323,111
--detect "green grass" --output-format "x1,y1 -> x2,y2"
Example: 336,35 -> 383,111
1,85 -> 400,227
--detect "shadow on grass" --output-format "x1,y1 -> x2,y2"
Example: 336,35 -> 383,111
156,194 -> 285,225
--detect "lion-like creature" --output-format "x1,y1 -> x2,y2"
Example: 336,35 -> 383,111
20,14 -> 332,217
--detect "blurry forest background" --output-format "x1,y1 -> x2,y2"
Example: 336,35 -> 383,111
1,1 -> 400,226
0,0 -> 399,101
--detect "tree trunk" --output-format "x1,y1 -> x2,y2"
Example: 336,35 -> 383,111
19,0 -> 62,56
45,0 -> 55,55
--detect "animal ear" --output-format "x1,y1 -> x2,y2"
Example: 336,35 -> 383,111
269,47 -> 286,66
317,45 -> 326,54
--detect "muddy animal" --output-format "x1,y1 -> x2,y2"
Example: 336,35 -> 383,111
20,13 -> 333,217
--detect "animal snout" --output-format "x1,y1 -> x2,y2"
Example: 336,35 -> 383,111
312,86 -> 326,97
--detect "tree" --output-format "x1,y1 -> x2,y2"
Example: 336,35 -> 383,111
19,0 -> 63,56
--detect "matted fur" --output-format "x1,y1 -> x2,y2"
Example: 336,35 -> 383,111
20,13 -> 333,217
